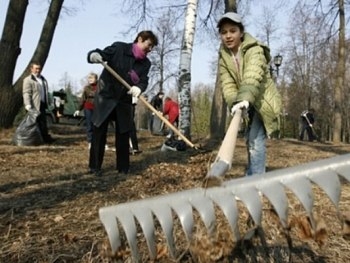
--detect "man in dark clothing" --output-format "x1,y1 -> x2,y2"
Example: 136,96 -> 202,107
299,109 -> 316,142
87,30 -> 158,176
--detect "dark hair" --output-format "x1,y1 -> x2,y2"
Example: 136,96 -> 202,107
218,18 -> 245,33
134,30 -> 158,46
30,61 -> 41,67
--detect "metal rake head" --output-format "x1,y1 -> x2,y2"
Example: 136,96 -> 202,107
99,154 -> 350,262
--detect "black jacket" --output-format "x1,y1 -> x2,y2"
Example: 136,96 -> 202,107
87,42 -> 151,132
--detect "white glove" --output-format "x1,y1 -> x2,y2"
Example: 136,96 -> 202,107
309,124 -> 313,127
73,110 -> 80,117
231,100 -> 249,115
128,86 -> 141,97
89,52 -> 103,63
25,105 -> 32,111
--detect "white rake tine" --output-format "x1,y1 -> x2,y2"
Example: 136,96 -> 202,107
206,188 -> 241,241
189,196 -> 216,236
116,209 -> 140,261
132,207 -> 157,260
336,166 -> 350,182
282,176 -> 315,228
171,201 -> 194,242
234,187 -> 262,225
99,207 -> 121,253
308,169 -> 341,207
258,181 -> 289,228
150,203 -> 176,258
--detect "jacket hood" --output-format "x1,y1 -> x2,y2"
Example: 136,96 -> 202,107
221,32 -> 272,64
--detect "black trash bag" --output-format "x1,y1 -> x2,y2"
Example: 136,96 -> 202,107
163,137 -> 187,151
13,110 -> 43,146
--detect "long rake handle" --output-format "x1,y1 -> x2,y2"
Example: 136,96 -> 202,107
101,62 -> 196,149
206,109 -> 242,177
216,109 -> 242,163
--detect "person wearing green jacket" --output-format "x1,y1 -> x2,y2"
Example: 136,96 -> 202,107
217,12 -> 282,176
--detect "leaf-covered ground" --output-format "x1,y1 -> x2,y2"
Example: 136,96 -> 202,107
1,123 -> 350,262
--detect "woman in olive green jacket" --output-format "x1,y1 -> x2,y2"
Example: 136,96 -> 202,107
218,12 -> 282,176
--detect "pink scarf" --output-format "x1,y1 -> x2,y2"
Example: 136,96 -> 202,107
132,43 -> 146,60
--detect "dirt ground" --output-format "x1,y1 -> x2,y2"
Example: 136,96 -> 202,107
1,122 -> 350,263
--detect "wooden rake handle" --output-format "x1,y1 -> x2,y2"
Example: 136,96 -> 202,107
101,62 -> 196,149
216,109 -> 242,163
206,109 -> 242,178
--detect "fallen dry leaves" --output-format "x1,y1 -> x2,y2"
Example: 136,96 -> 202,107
1,125 -> 350,262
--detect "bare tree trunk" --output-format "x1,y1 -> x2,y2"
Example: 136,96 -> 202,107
177,0 -> 198,138
209,0 -> 236,139
209,64 -> 227,139
13,0 -> 64,93
0,0 -> 28,128
333,0 -> 345,143
0,0 -> 64,128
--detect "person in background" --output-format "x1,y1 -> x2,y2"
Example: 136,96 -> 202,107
151,91 -> 164,111
23,62 -> 55,144
87,30 -> 158,176
299,108 -> 316,142
74,72 -> 99,149
217,12 -> 282,176
163,96 -> 179,139
149,91 -> 164,133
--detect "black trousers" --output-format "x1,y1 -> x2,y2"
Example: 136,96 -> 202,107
300,123 -> 315,141
89,108 -> 130,172
38,102 -> 50,140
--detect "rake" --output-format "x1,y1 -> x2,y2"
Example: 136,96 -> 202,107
99,153 -> 350,262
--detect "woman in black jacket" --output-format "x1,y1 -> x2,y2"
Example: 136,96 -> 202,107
87,30 -> 158,176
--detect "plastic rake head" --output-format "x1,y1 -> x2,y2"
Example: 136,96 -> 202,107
99,154 -> 350,262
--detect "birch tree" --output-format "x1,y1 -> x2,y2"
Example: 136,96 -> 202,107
177,0 -> 198,138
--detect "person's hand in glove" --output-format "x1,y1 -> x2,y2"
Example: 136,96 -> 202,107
231,100 -> 249,115
73,110 -> 80,117
25,105 -> 32,111
128,86 -> 141,97
89,52 -> 103,63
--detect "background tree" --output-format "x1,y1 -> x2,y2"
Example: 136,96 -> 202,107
0,0 -> 28,128
0,0 -> 64,128
333,0 -> 345,143
147,9 -> 182,96
280,0 -> 348,143
177,0 -> 198,139
191,83 -> 213,137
